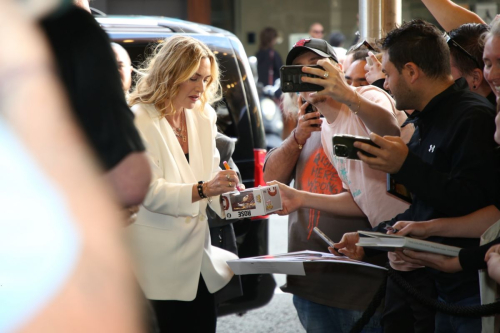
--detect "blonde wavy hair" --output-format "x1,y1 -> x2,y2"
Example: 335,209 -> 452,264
128,36 -> 222,117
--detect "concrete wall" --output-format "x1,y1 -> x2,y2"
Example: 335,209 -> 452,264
235,0 -> 359,60
91,0 -> 500,59
90,0 -> 186,18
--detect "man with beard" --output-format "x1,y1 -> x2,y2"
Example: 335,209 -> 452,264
335,20 -> 499,333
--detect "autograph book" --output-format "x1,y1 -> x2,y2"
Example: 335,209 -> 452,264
227,250 -> 387,276
356,231 -> 461,257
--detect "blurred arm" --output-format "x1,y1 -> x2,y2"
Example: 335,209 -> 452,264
105,152 -> 151,206
421,0 -> 485,31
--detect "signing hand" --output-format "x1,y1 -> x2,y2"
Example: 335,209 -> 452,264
396,249 -> 462,273
332,232 -> 365,260
364,51 -> 385,85
205,170 -> 239,196
354,133 -> 409,174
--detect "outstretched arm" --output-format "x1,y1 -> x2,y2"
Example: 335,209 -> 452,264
393,205 -> 500,239
271,181 -> 365,217
421,0 -> 485,31
302,59 -> 400,137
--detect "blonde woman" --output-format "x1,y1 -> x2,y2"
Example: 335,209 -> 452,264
128,36 -> 240,332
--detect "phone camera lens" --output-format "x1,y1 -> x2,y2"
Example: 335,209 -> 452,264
334,144 -> 348,157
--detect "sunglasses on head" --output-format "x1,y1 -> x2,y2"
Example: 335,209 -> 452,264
444,32 -> 481,69
348,39 -> 377,54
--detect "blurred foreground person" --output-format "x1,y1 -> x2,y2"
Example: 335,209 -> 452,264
40,0 -> 151,211
128,36 -> 240,333
0,1 -> 142,332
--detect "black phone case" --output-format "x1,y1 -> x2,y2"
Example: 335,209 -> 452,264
304,102 -> 320,127
332,135 -> 378,159
280,65 -> 325,92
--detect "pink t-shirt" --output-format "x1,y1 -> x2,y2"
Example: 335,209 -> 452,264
320,85 -> 418,271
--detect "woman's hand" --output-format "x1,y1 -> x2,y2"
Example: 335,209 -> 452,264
204,170 -> 239,196
331,232 -> 365,260
293,97 -> 322,145
395,249 -> 462,273
364,52 -> 385,85
300,58 -> 354,106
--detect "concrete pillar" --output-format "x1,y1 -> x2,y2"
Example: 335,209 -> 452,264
359,0 -> 382,42
382,0 -> 401,35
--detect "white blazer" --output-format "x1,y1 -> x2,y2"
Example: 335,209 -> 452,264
128,102 -> 237,301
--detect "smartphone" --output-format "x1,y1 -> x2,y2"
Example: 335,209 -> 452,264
332,134 -> 379,159
280,65 -> 325,92
313,227 -> 335,247
303,100 -> 320,127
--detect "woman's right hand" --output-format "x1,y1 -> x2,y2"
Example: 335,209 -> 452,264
204,170 -> 239,196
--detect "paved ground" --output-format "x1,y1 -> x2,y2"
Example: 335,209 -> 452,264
217,215 -> 305,333
217,292 -> 304,333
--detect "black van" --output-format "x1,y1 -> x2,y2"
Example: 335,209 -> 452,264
96,15 -> 275,316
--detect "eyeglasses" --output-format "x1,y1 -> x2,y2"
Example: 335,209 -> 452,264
444,33 -> 481,69
347,39 -> 377,54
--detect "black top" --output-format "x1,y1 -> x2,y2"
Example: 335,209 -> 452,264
255,48 -> 283,86
373,78 -> 499,302
40,6 -> 144,170
487,91 -> 497,108
371,78 -> 390,94
460,237 -> 500,271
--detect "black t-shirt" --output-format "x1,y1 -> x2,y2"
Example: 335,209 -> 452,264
255,48 -> 283,86
40,6 -> 144,170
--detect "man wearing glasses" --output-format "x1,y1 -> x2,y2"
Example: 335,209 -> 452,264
309,22 -> 325,39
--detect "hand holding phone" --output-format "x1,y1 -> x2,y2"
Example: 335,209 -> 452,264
302,100 -> 320,127
280,65 -> 325,92
314,227 -> 345,256
332,135 -> 379,160
313,227 -> 335,247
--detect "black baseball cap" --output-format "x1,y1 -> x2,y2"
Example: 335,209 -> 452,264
286,38 -> 339,65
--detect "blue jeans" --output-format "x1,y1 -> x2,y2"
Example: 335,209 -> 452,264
293,295 -> 383,333
435,295 -> 482,333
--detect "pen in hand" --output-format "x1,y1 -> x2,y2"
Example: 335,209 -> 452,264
385,226 -> 399,234
223,161 -> 244,191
